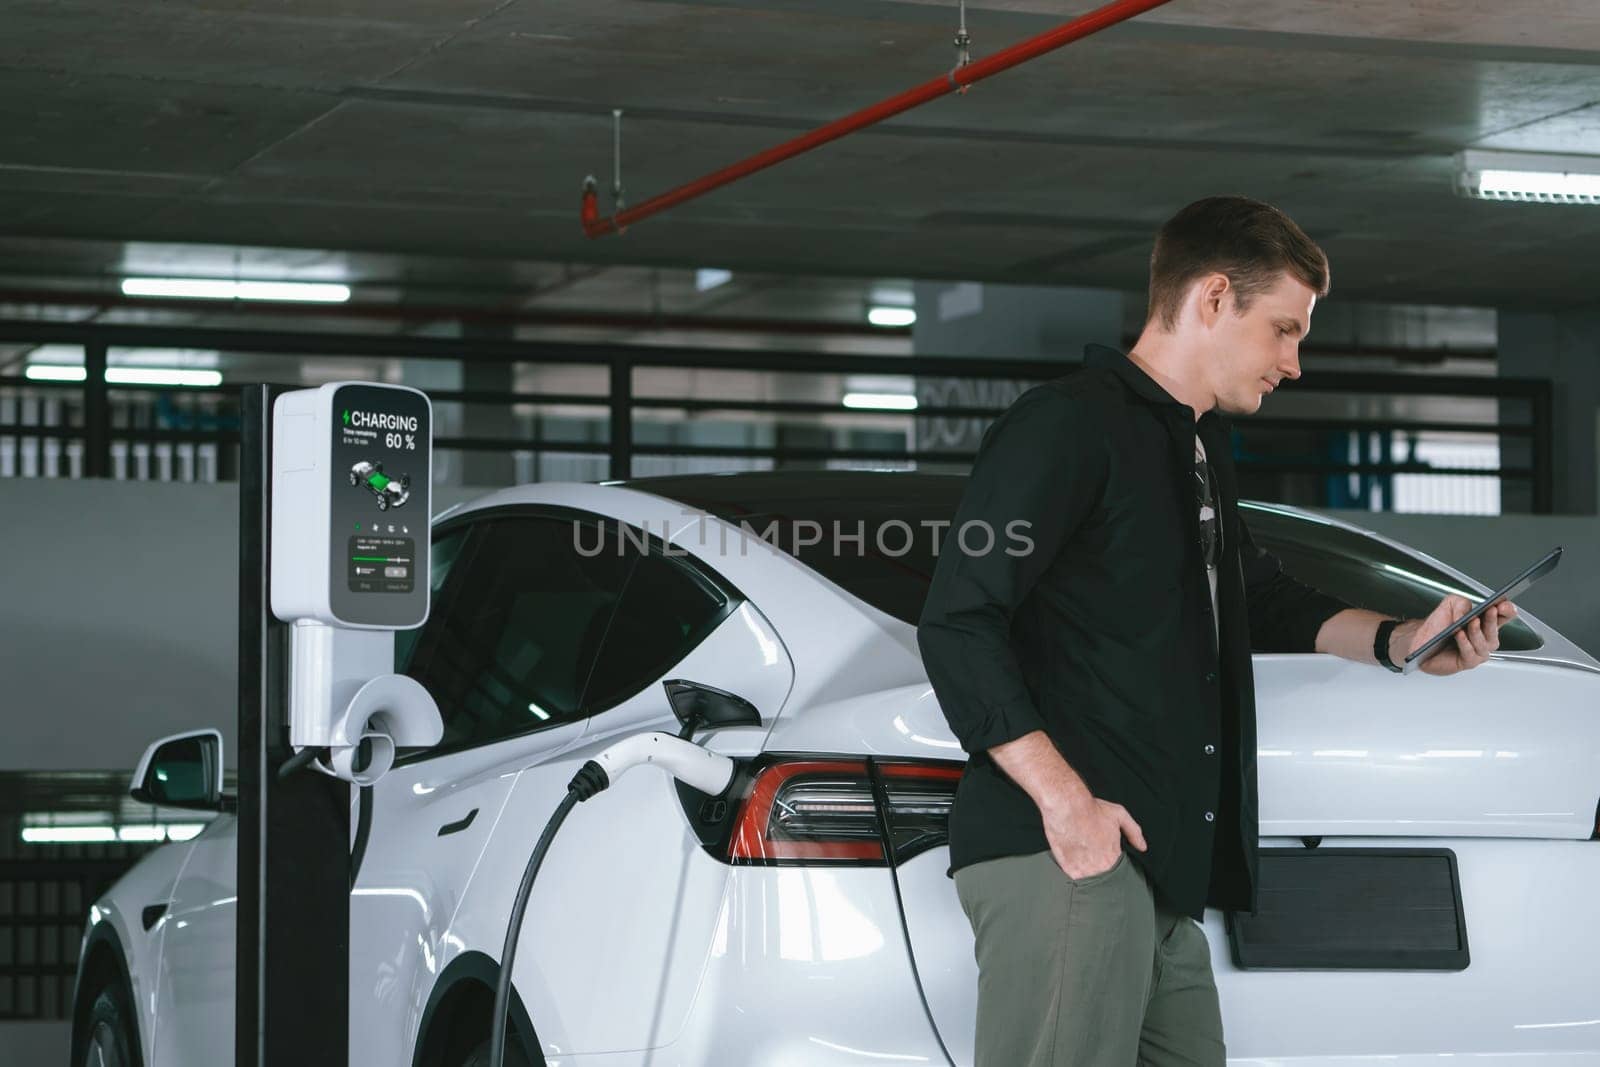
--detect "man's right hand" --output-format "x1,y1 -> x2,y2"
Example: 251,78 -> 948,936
987,730 -> 1148,880
1040,791 -> 1147,881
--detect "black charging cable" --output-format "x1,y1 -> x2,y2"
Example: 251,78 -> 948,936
489,760 -> 611,1067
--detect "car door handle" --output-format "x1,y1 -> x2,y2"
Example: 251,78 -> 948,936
437,808 -> 479,837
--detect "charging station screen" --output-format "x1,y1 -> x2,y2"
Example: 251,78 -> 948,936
329,384 -> 430,627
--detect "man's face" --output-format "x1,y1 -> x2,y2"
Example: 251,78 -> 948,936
1205,272 -> 1317,416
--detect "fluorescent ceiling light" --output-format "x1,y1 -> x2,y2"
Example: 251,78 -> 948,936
695,268 -> 733,292
25,365 -> 87,382
117,826 -> 167,843
25,364 -> 220,386
22,826 -> 117,844
106,367 -> 223,387
122,278 -> 237,299
867,306 -> 916,328
527,702 -> 551,721
122,277 -> 351,303
843,392 -> 918,411
21,821 -> 208,844
1456,150 -> 1600,205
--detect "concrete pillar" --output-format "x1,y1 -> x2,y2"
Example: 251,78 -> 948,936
910,282 -> 1125,458
1497,308 -> 1600,515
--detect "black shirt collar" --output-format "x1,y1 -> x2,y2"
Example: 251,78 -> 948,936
1084,343 -> 1222,430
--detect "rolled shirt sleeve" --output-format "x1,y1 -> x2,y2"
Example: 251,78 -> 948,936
1238,515 -> 1352,653
917,384 -> 1105,755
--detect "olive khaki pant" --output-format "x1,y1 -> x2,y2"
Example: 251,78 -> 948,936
953,850 -> 1225,1067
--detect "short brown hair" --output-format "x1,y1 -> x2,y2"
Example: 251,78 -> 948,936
1146,196 -> 1329,330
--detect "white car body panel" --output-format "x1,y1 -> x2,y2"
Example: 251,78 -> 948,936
80,841 -> 195,1067
79,479 -> 1600,1066
1253,655 -> 1600,838
151,817 -> 236,1066
350,719 -> 588,1067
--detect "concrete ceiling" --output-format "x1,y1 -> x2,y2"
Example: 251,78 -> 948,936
3,0 -> 1600,307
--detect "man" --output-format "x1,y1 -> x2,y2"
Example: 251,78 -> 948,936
916,195 -> 1518,1067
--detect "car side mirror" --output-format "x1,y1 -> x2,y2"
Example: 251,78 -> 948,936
131,729 -> 228,812
663,679 -> 763,741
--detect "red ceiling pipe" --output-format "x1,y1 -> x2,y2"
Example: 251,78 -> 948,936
581,0 -> 1177,238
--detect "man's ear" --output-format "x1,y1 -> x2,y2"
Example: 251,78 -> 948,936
1194,273 -> 1231,329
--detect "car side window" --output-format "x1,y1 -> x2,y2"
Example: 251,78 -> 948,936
395,527 -> 471,670
402,515 -> 635,757
581,533 -> 736,712
1244,507 -> 1543,652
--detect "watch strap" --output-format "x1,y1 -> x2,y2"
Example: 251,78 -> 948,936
1375,618 -> 1405,673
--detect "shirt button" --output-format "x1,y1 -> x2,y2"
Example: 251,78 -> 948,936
1204,744 -> 1216,756
1204,811 -> 1215,822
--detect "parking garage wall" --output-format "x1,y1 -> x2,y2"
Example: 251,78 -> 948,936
1,477 -> 239,772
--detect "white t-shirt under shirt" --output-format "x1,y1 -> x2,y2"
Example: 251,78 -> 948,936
1195,434 -> 1220,647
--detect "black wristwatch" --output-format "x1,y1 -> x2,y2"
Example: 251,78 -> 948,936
1374,618 -> 1405,674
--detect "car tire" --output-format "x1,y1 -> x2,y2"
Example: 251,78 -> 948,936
458,1036 -> 535,1067
81,987 -> 137,1067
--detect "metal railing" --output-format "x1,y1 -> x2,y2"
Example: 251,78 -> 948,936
0,319 -> 1555,512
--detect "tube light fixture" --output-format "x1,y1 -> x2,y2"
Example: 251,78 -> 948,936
842,392 -> 918,411
107,368 -> 224,387
21,826 -> 117,844
20,822 -> 208,844
25,365 -> 222,386
1455,150 -> 1600,205
867,306 -> 916,328
121,277 -> 352,302
23,365 -> 87,382
117,826 -> 167,843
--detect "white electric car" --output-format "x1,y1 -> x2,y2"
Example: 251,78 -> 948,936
74,471 -> 1600,1067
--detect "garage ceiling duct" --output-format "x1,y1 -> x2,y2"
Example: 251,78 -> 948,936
580,0 -> 1177,238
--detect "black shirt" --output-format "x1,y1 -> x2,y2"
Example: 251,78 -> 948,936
916,345 -> 1351,919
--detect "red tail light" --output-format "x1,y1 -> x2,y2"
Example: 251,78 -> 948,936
723,756 -> 963,867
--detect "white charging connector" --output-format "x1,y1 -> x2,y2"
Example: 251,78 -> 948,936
588,731 -> 736,796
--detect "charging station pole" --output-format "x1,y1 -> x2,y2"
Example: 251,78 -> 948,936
237,379 -> 439,1067
236,383 -> 350,1067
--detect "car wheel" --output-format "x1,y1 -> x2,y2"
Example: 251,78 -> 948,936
349,471 -> 359,486
458,1036 -> 534,1067
81,988 -> 136,1067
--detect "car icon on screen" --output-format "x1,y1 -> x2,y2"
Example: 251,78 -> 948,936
349,460 -> 411,511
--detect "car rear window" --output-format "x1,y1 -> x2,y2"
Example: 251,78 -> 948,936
622,472 -> 965,625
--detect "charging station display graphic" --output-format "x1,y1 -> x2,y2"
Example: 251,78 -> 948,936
329,383 -> 430,622
349,459 -> 411,511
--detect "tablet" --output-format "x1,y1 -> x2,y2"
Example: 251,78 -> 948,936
1402,546 -> 1562,674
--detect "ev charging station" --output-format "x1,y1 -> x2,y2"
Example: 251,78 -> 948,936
234,381 -> 442,1067
232,378 -> 740,1067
